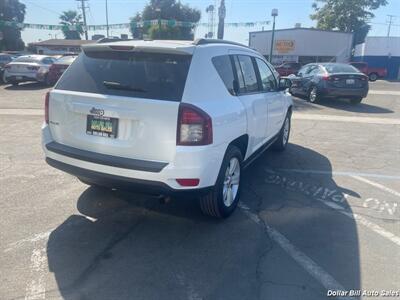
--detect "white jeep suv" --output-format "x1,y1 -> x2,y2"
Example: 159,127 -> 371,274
42,39 -> 293,218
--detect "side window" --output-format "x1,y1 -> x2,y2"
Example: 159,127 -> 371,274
298,66 -> 309,76
42,58 -> 54,65
308,66 -> 321,76
212,55 -> 235,95
232,56 -> 246,94
255,58 -> 277,92
236,55 -> 259,93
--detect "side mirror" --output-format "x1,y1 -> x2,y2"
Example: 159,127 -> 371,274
278,78 -> 292,91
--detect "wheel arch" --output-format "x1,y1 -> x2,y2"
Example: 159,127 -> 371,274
228,134 -> 249,161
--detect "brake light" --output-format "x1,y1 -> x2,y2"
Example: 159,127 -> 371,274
176,178 -> 200,187
28,66 -> 40,71
177,103 -> 212,146
322,75 -> 331,81
45,92 -> 50,124
109,45 -> 134,51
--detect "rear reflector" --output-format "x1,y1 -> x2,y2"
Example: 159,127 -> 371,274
176,179 -> 200,187
45,92 -> 49,124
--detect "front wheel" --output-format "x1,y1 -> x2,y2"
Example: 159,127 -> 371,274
272,112 -> 291,151
199,146 -> 243,218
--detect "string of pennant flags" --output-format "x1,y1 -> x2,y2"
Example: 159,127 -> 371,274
0,19 -> 270,31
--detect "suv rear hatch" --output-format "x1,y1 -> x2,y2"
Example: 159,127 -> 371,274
49,45 -> 193,164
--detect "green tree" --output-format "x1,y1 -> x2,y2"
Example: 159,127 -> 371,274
130,0 -> 201,40
59,10 -> 83,40
0,0 -> 26,51
310,0 -> 387,44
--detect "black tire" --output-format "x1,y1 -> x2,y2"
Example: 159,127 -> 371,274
77,177 -> 101,188
368,73 -> 378,82
350,97 -> 363,105
272,111 -> 291,151
308,86 -> 320,103
199,145 -> 243,218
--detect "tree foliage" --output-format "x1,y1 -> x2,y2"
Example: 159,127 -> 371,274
0,0 -> 26,51
310,0 -> 387,44
59,10 -> 83,40
130,0 -> 201,40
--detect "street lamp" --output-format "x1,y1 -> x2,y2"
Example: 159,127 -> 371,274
105,0 -> 109,38
155,8 -> 162,33
269,8 -> 278,63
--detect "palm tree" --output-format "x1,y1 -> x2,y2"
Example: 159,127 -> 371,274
59,10 -> 83,40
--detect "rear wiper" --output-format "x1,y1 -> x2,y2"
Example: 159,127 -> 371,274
103,81 -> 147,93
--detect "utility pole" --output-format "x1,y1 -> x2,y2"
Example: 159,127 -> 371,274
105,0 -> 109,38
217,0 -> 226,39
269,9 -> 278,63
77,0 -> 89,40
387,15 -> 395,37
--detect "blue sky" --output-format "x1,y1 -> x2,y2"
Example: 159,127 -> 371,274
20,0 -> 400,44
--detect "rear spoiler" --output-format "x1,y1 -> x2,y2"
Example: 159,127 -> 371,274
82,43 -> 194,56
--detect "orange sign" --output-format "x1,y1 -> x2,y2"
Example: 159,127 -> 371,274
275,40 -> 295,53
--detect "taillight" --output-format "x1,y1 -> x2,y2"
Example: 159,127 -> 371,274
28,66 -> 40,71
4,64 -> 11,69
45,92 -> 50,124
177,103 -> 212,146
322,75 -> 331,81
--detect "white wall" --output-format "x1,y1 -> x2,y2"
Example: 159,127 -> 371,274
249,28 -> 353,62
355,37 -> 400,57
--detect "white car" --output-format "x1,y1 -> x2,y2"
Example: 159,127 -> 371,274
42,39 -> 293,218
3,55 -> 56,85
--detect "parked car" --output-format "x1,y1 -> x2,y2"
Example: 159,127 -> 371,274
0,54 -> 15,83
37,55 -> 77,85
3,55 -> 57,85
349,62 -> 387,81
42,39 -> 293,218
275,62 -> 302,76
289,63 -> 368,104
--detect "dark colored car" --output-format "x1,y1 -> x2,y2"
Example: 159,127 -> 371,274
275,62 -> 302,76
39,55 -> 77,85
0,54 -> 14,83
289,63 -> 369,104
349,62 -> 387,82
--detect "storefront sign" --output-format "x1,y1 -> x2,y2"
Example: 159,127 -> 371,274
275,40 -> 295,53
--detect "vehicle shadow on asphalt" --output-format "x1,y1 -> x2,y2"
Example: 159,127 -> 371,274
294,96 -> 393,114
4,82 -> 49,91
46,144 -> 361,300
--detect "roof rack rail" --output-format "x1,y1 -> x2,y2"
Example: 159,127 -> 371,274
193,38 -> 249,48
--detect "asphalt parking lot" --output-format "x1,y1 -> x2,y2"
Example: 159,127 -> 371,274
0,81 -> 399,300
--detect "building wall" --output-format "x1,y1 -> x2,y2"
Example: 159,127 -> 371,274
249,28 -> 353,64
354,37 -> 400,79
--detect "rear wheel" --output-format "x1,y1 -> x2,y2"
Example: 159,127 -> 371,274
199,146 -> 242,218
368,73 -> 378,82
350,97 -> 363,105
308,86 -> 320,103
272,112 -> 291,151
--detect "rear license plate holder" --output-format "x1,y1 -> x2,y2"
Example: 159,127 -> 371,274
346,79 -> 355,85
86,115 -> 118,138
16,76 -> 23,80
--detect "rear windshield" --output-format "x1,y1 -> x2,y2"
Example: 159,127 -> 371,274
323,64 -> 360,73
55,51 -> 192,102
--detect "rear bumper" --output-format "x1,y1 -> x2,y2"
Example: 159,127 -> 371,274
42,124 -> 224,193
46,157 -> 212,196
320,86 -> 368,98
4,74 -> 37,82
